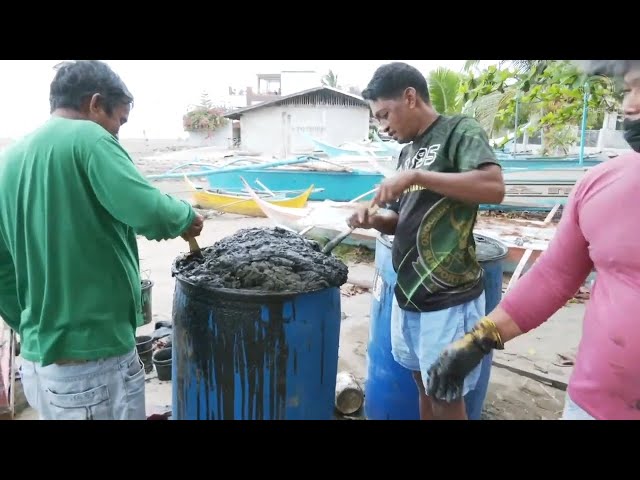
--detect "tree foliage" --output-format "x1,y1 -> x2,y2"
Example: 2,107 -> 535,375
428,67 -> 464,115
183,91 -> 229,132
322,70 -> 339,88
459,60 -> 622,153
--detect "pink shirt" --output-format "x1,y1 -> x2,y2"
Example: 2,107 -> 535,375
501,152 -> 640,420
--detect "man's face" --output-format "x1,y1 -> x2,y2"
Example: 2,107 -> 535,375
368,89 -> 418,144
87,94 -> 130,138
623,68 -> 640,121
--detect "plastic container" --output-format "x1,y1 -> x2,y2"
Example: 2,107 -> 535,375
364,233 -> 508,420
171,276 -> 343,420
153,347 -> 172,381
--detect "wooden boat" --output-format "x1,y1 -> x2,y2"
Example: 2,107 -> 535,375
494,151 -> 603,169
146,154 -> 384,203
207,166 -> 383,203
242,177 -> 559,276
305,132 -> 396,158
241,179 -> 379,248
185,177 -> 315,218
485,179 -> 577,211
151,152 -> 592,211
361,155 -> 589,212
309,132 -> 604,169
205,163 -> 587,208
474,214 -> 557,274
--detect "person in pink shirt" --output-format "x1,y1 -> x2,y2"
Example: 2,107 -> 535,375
425,60 -> 640,420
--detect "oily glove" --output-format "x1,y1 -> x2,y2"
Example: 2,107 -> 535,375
426,318 -> 504,402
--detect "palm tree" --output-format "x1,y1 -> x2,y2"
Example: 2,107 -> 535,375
322,70 -> 339,88
463,60 -> 482,73
462,60 -> 621,152
428,67 -> 464,115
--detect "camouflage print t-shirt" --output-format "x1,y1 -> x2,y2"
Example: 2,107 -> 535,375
387,114 -> 500,312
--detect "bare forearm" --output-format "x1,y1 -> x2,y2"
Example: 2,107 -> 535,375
371,210 -> 398,235
412,166 -> 505,205
486,306 -> 523,344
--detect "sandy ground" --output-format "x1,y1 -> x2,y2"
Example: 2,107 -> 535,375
10,139 -> 585,420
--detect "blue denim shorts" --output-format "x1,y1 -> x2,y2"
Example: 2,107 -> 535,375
391,292 -> 486,397
20,348 -> 147,420
561,394 -> 595,420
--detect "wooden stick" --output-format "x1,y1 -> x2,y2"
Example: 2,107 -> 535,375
505,202 -> 560,292
322,198 -> 379,254
255,180 -> 277,197
298,225 -> 315,236
491,359 -> 568,391
543,203 -> 561,224
187,237 -> 203,258
348,188 -> 377,204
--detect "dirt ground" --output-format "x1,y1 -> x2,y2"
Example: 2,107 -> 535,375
11,140 -> 584,420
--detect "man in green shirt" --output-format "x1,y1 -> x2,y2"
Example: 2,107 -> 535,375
348,62 -> 505,420
0,60 -> 203,420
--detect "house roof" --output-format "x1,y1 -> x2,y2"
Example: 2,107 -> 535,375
224,86 -> 369,120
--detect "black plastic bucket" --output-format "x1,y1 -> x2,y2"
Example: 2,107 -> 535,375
153,347 -> 172,381
136,335 -> 153,352
138,348 -> 154,374
141,279 -> 154,325
136,335 -> 154,373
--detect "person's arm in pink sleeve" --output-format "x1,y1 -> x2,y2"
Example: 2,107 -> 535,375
425,180 -> 595,402
488,180 -> 594,342
498,188 -> 593,333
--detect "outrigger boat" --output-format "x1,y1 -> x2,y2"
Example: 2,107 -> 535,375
148,152 -> 591,212
184,176 -> 316,218
240,178 -> 379,249
240,178 -> 558,275
474,212 -> 557,275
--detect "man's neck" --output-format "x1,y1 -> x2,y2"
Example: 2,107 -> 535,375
51,108 -> 88,121
414,107 -> 439,139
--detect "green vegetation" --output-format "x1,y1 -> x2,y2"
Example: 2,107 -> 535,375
183,92 -> 229,132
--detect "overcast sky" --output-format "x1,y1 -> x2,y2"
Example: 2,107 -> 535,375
0,60 -> 498,139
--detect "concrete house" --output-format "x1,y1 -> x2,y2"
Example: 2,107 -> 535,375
224,85 -> 371,157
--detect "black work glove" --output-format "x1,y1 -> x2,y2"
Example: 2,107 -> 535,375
426,318 -> 504,403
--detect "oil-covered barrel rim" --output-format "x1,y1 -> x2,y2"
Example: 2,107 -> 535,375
172,271 -> 335,302
474,233 -> 509,262
378,233 -> 508,262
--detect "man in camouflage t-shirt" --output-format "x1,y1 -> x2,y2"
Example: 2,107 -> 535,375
349,62 -> 505,420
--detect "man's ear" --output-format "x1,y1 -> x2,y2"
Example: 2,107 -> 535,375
404,87 -> 417,109
88,93 -> 103,114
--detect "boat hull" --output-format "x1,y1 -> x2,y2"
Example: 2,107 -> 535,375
208,169 -> 383,202
206,155 -> 592,207
474,215 -> 556,274
185,175 -> 314,217
192,186 -> 313,217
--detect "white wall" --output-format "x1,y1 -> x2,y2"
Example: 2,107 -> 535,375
240,104 -> 369,156
597,129 -> 629,150
280,72 -> 321,96
185,121 -> 234,148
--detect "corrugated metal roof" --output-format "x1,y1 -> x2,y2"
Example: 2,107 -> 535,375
224,86 -> 368,120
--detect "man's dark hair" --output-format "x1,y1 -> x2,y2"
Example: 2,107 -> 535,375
49,60 -> 134,115
361,62 -> 430,103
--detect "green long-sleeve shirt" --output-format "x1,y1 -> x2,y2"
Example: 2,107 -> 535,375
0,117 -> 195,366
